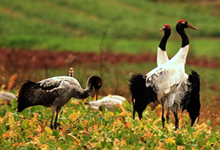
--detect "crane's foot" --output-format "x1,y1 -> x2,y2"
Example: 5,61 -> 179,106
50,124 -> 54,130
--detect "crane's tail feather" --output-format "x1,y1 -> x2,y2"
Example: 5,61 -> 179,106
17,80 -> 60,112
181,70 -> 201,126
128,74 -> 157,120
17,80 -> 38,112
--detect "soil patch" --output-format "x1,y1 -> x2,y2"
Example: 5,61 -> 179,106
0,48 -> 220,70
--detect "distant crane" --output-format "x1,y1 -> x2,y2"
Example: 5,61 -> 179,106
69,68 -> 74,77
129,20 -> 200,130
17,75 -> 102,130
0,91 -> 17,105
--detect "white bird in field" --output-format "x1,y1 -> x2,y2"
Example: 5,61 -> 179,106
0,91 -> 17,105
103,95 -> 126,102
85,95 -> 126,111
129,20 -> 200,130
17,75 -> 102,130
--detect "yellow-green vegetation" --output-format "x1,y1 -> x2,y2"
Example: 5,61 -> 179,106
0,97 -> 219,149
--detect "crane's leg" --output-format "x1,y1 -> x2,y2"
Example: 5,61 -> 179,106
172,103 -> 179,130
132,97 -> 136,119
161,101 -> 165,129
166,107 -> 170,124
50,106 -> 56,129
173,112 -> 179,130
54,107 -> 61,130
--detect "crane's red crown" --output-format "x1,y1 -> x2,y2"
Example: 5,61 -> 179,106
178,19 -> 186,24
164,24 -> 170,29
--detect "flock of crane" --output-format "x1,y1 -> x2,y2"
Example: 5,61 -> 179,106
0,20 -> 201,131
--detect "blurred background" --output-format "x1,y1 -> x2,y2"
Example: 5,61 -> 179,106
0,0 -> 220,125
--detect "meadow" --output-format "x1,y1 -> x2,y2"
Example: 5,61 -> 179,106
0,0 -> 220,149
0,0 -> 220,57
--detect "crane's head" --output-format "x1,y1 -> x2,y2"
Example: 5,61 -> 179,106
159,24 -> 171,32
176,19 -> 198,31
90,76 -> 102,100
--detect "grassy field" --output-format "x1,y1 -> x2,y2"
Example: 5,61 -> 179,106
0,0 -> 220,57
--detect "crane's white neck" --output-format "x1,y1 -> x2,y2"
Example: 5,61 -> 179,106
157,47 -> 169,66
170,45 -> 189,64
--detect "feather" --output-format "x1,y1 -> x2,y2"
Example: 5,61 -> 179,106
17,80 -> 64,112
181,70 -> 200,126
129,74 -> 157,120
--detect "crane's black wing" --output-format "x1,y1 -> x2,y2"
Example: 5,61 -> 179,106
181,70 -> 201,126
17,80 -> 66,112
129,74 -> 157,120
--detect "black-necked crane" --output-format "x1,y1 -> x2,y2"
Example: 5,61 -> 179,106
0,91 -> 17,105
85,95 -> 126,111
129,23 -> 171,120
17,75 -> 102,130
157,22 -> 201,129
129,20 -> 200,130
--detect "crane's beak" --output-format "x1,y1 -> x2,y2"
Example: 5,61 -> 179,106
94,89 -> 99,101
187,24 -> 198,30
159,27 -> 164,32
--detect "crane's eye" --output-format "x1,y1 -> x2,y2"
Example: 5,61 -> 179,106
182,21 -> 186,24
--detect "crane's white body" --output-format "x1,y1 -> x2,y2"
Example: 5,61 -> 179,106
146,45 -> 189,108
156,44 -> 191,108
86,95 -> 126,111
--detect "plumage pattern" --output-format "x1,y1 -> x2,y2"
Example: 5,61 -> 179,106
17,75 -> 102,129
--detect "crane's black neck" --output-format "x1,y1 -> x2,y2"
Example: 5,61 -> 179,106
176,23 -> 189,48
159,28 -> 171,51
71,76 -> 101,99
71,84 -> 93,99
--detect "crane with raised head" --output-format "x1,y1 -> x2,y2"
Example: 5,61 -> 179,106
129,20 -> 200,130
